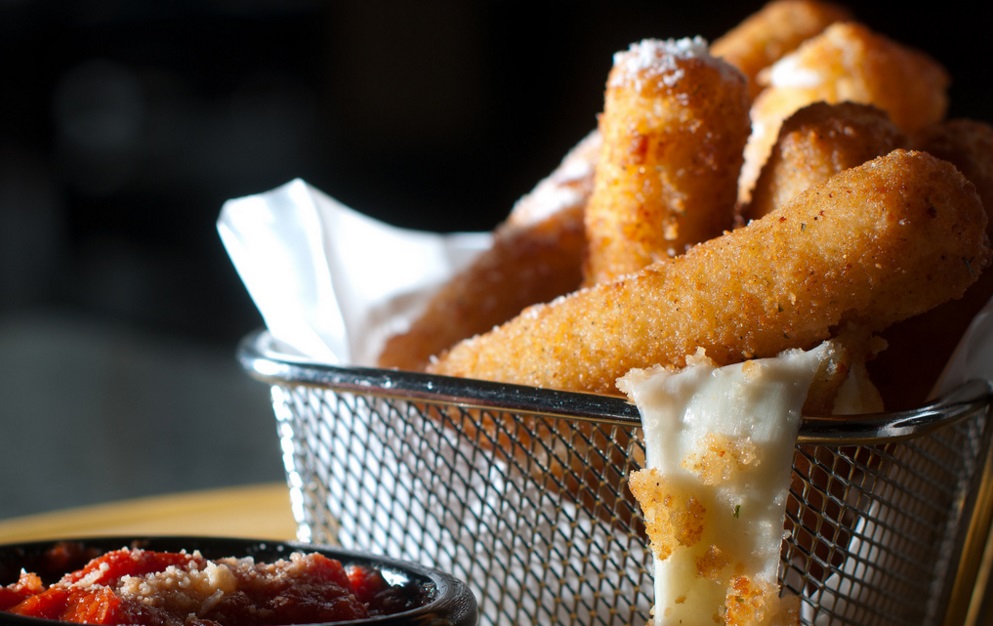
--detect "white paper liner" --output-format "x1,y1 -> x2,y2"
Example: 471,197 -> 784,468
217,178 -> 490,366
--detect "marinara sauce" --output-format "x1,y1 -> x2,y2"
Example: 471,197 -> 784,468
0,543 -> 426,625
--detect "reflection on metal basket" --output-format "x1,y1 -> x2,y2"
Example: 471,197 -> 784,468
239,330 -> 993,626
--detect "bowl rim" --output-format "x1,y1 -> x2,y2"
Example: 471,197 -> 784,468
0,535 -> 478,626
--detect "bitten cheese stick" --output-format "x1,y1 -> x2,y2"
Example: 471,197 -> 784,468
741,101 -> 906,222
710,0 -> 852,101
376,131 -> 599,372
582,37 -> 749,285
737,21 -> 949,206
622,343 -> 836,625
428,150 -> 990,396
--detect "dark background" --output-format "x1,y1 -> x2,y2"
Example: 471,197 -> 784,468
2,1 -> 991,519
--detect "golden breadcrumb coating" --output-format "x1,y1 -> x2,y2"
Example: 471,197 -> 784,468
697,545 -> 732,582
683,433 -> 759,485
738,21 -> 949,206
741,101 -> 907,223
868,118 -> 993,409
724,575 -> 801,626
428,150 -> 989,396
628,467 -> 706,561
582,37 -> 750,285
912,118 -> 993,229
505,129 -> 602,228
711,0 -> 853,101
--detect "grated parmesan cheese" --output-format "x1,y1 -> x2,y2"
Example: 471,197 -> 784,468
610,36 -> 734,91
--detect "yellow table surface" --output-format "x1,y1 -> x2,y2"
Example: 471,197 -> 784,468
0,483 -> 298,544
1,482 -> 990,625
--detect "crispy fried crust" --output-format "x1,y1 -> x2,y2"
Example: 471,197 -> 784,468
428,150 -> 990,395
376,131 -> 599,371
741,101 -> 907,223
724,575 -> 800,626
912,118 -> 993,228
710,0 -> 853,102
627,468 -> 705,562
582,38 -> 750,285
868,119 -> 993,409
738,21 -> 950,206
505,130 -> 602,228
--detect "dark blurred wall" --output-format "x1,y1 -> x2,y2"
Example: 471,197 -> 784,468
0,0 -> 990,516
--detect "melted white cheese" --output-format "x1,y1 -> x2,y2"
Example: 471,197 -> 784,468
618,342 -> 835,625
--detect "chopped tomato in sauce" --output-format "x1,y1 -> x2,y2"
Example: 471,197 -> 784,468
1,545 -> 425,625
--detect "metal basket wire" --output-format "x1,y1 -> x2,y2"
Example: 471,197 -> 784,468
238,329 -> 993,626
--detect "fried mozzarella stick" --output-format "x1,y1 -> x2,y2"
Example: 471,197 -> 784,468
710,0 -> 853,102
869,119 -> 993,409
582,37 -> 750,286
737,21 -> 949,206
912,118 -> 993,219
741,101 -> 907,222
376,131 -> 599,372
428,150 -> 989,396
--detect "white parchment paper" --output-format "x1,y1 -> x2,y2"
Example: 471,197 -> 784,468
217,178 -> 490,366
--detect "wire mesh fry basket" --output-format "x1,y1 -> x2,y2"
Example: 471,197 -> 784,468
238,329 -> 993,626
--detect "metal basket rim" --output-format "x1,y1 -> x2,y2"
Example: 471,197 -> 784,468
237,328 -> 992,445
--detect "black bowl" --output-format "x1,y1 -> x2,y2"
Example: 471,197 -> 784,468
0,536 -> 477,626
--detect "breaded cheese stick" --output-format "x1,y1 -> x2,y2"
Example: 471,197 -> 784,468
869,119 -> 993,409
912,118 -> 993,219
504,129 -> 601,228
428,150 -> 989,396
582,37 -> 750,285
376,131 -> 599,372
737,21 -> 949,206
710,0 -> 853,102
741,101 -> 907,222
